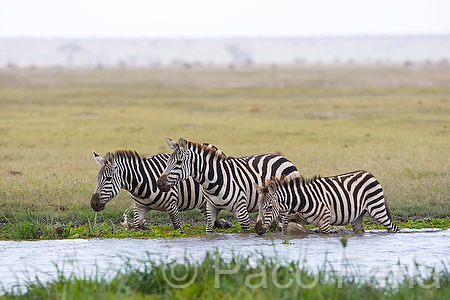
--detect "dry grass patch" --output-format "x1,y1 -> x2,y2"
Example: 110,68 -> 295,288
1,65 -> 449,224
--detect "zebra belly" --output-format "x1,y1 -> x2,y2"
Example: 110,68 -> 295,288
202,190 -> 259,213
131,190 -> 202,212
322,193 -> 365,226
131,194 -> 174,212
204,194 -> 236,211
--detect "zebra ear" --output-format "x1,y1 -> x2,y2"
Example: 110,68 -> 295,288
93,151 -> 105,166
254,183 -> 264,195
178,137 -> 187,150
267,181 -> 278,195
105,151 -> 115,166
166,136 -> 178,150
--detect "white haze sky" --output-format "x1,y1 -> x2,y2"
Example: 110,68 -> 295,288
0,0 -> 449,38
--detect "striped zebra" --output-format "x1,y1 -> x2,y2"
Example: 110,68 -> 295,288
255,170 -> 399,235
90,149 -> 208,230
156,137 -> 300,233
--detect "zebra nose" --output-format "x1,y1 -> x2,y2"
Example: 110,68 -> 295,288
90,193 -> 105,211
157,174 -> 170,192
255,219 -> 267,235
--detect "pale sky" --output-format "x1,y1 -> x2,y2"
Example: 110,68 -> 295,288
1,0 -> 449,38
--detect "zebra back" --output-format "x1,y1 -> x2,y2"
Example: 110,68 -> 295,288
184,140 -> 300,213
259,170 -> 398,233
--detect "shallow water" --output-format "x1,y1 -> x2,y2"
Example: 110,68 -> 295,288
1,229 -> 448,293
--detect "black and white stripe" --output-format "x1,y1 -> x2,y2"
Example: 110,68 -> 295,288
255,170 -> 399,235
156,137 -> 300,233
90,150 -> 206,230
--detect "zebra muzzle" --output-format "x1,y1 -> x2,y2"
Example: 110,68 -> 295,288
157,174 -> 170,192
90,193 -> 105,211
255,219 -> 267,235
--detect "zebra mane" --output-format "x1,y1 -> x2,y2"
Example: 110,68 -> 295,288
189,140 -> 227,159
113,149 -> 146,161
261,174 -> 321,193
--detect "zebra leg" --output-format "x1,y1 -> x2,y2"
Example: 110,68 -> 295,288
198,201 -> 208,220
205,201 -> 220,233
166,202 -> 182,230
133,202 -> 150,230
234,199 -> 251,231
318,207 -> 332,234
198,200 -> 233,229
279,211 -> 290,232
351,212 -> 365,234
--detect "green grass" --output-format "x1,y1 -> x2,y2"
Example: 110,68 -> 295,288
0,209 -> 242,240
1,65 -> 450,236
1,209 -> 448,240
2,250 -> 449,299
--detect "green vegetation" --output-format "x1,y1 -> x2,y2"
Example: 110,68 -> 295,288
0,65 -> 449,237
0,214 -> 241,240
304,217 -> 450,232
2,251 -> 449,299
1,210 -> 449,240
364,217 -> 450,230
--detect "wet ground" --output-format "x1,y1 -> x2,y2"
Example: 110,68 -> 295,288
1,229 -> 448,293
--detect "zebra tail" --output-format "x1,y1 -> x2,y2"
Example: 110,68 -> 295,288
384,198 -> 394,222
384,198 -> 399,232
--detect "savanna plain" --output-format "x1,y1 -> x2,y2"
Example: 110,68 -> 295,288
1,64 -> 450,299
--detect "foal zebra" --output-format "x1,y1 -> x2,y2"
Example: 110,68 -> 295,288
255,170 -> 399,235
156,137 -> 300,233
90,150 -> 207,230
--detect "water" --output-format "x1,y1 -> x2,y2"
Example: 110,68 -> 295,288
1,229 -> 448,293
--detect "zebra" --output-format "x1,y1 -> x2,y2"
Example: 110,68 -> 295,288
156,137 -> 300,233
254,170 -> 399,235
90,149 -> 208,230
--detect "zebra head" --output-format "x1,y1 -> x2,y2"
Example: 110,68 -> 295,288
255,180 -> 281,235
90,151 -> 121,211
157,137 -> 192,192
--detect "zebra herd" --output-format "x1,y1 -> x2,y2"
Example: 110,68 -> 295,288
91,136 -> 399,235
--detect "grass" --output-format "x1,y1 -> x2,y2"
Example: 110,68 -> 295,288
1,209 -> 449,240
0,208 -> 242,240
0,216 -> 242,240
0,64 -> 450,236
2,250 -> 449,299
